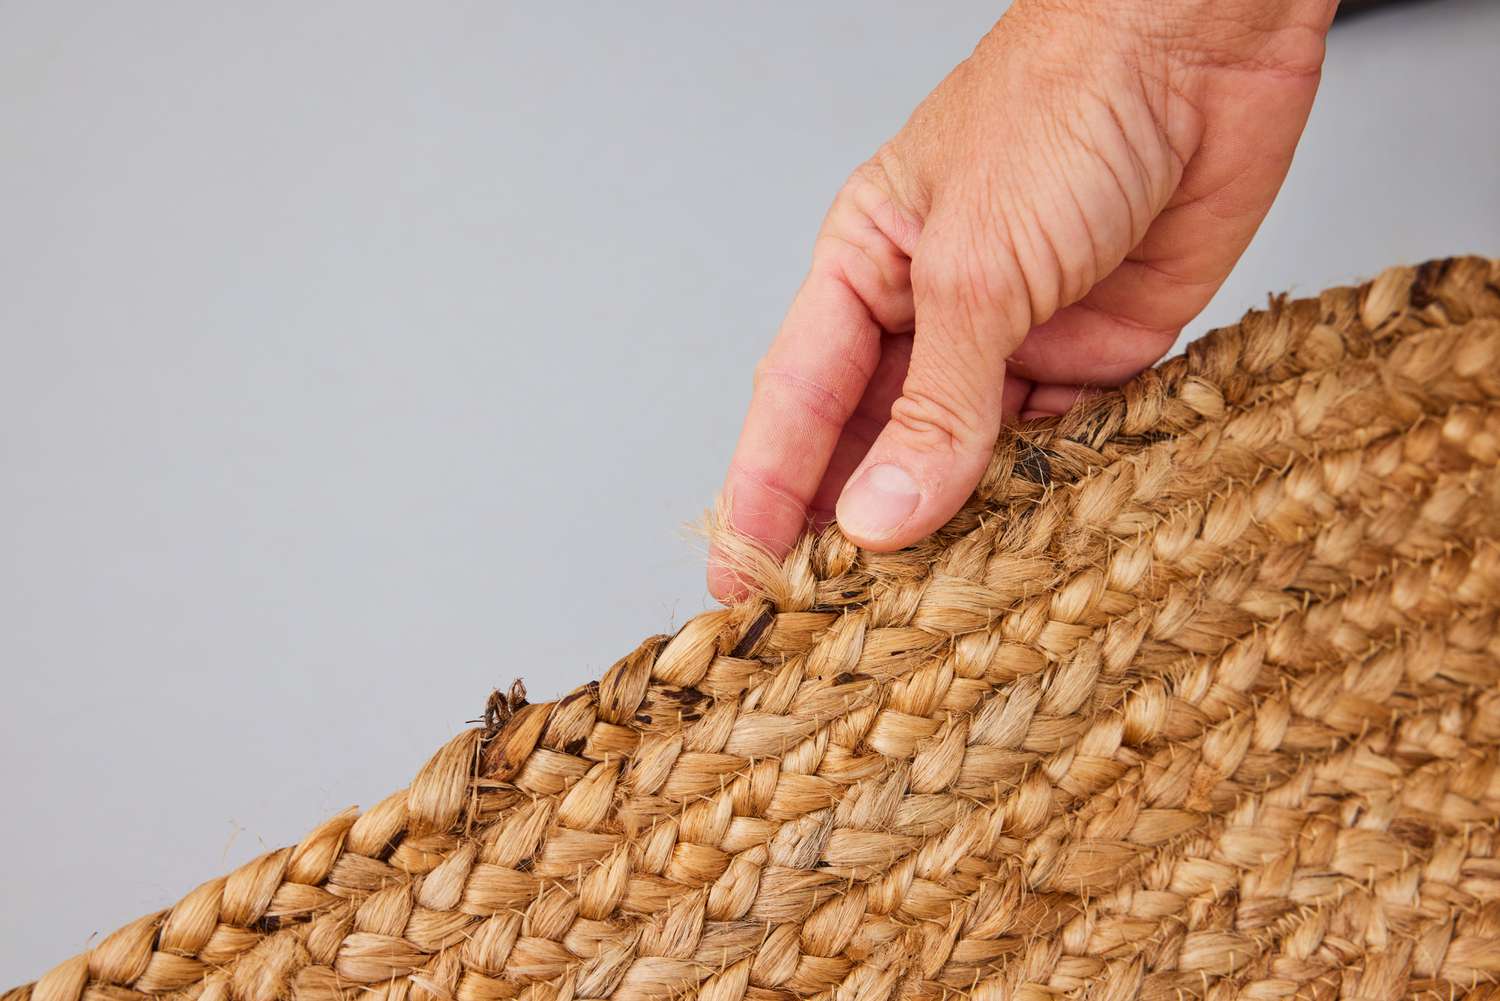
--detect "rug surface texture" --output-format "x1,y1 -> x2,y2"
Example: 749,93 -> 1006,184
9,257 -> 1500,1001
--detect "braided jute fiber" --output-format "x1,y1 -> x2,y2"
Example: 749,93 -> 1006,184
10,257 -> 1500,1001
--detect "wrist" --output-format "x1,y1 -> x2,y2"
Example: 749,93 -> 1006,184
1006,0 -> 1334,77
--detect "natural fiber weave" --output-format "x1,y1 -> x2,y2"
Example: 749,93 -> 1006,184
10,257 -> 1500,1001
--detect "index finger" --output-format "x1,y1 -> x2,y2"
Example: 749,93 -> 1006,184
709,264 -> 881,601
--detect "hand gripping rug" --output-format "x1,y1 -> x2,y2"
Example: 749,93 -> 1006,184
8,257 -> 1500,1001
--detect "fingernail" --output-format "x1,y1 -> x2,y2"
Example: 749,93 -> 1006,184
838,463 -> 920,541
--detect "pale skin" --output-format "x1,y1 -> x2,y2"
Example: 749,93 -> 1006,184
709,0 -> 1339,601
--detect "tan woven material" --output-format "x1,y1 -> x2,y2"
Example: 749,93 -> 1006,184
9,257 -> 1500,1001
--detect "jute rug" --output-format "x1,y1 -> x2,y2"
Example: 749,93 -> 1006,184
8,257 -> 1500,1001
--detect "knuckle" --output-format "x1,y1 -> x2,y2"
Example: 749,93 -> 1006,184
814,157 -> 925,300
851,145 -> 912,203
833,158 -> 897,219
847,156 -> 891,196
843,147 -> 927,236
815,231 -> 910,312
752,363 -> 851,431
888,384 -> 986,453
727,459 -> 804,512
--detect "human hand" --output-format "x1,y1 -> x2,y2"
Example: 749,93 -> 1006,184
710,0 -> 1336,600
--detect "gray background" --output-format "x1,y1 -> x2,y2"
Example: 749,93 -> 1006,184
2,0 -> 1496,981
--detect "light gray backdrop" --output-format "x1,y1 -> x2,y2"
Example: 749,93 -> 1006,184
2,0 -> 1497,981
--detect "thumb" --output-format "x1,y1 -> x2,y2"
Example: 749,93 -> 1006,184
835,248 -> 1027,550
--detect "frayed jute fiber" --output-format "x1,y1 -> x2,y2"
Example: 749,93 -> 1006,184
10,256 -> 1500,1001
